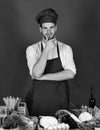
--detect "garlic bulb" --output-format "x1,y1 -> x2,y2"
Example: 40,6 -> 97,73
40,116 -> 58,128
79,112 -> 92,122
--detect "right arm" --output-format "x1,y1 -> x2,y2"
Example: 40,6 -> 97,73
32,39 -> 56,78
32,48 -> 49,78
26,44 -> 48,79
26,40 -> 56,79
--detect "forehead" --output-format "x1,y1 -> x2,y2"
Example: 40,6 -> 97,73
41,22 -> 55,27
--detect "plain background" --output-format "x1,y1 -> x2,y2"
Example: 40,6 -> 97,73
0,0 -> 100,108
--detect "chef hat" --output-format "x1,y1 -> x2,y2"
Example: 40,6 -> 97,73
36,8 -> 58,26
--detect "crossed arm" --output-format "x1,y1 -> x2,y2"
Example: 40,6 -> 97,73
26,41 -> 76,81
35,69 -> 75,81
31,47 -> 75,81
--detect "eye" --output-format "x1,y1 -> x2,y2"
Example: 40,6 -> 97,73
50,26 -> 55,29
42,26 -> 47,30
43,27 -> 47,30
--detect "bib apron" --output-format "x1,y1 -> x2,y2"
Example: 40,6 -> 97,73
25,43 -> 70,116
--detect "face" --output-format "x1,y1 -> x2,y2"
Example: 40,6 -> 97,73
40,22 -> 57,40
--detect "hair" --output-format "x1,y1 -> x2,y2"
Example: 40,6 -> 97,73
36,8 -> 58,27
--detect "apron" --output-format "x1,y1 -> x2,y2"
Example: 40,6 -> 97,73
25,42 -> 70,116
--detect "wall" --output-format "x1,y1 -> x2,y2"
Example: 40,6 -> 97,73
0,0 -> 100,108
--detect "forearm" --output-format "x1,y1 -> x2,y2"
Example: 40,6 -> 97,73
32,49 -> 49,78
41,69 -> 75,81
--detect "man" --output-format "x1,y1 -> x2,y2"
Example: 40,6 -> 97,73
25,8 -> 76,116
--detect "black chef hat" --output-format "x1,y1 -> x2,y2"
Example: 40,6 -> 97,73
36,8 -> 58,26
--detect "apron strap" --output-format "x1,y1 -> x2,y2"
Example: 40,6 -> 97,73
41,42 -> 43,52
57,42 -> 60,58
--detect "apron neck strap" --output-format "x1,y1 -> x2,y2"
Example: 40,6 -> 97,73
57,42 -> 60,57
41,42 -> 43,52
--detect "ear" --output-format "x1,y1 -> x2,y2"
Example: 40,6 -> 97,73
39,27 -> 42,33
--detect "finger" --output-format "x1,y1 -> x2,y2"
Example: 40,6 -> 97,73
45,36 -> 48,42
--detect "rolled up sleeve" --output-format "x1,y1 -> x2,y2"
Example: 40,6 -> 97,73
26,45 -> 38,76
62,45 -> 77,75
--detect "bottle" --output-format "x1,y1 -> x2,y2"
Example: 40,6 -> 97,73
89,87 -> 96,108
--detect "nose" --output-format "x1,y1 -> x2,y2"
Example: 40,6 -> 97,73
47,29 -> 51,34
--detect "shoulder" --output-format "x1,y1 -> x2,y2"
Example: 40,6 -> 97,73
26,41 -> 41,51
26,41 -> 41,55
58,41 -> 72,52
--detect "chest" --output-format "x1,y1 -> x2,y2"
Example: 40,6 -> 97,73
44,55 -> 63,74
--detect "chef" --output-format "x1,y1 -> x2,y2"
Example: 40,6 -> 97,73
25,8 -> 76,116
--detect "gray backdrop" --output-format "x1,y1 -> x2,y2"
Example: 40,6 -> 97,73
0,0 -> 100,108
